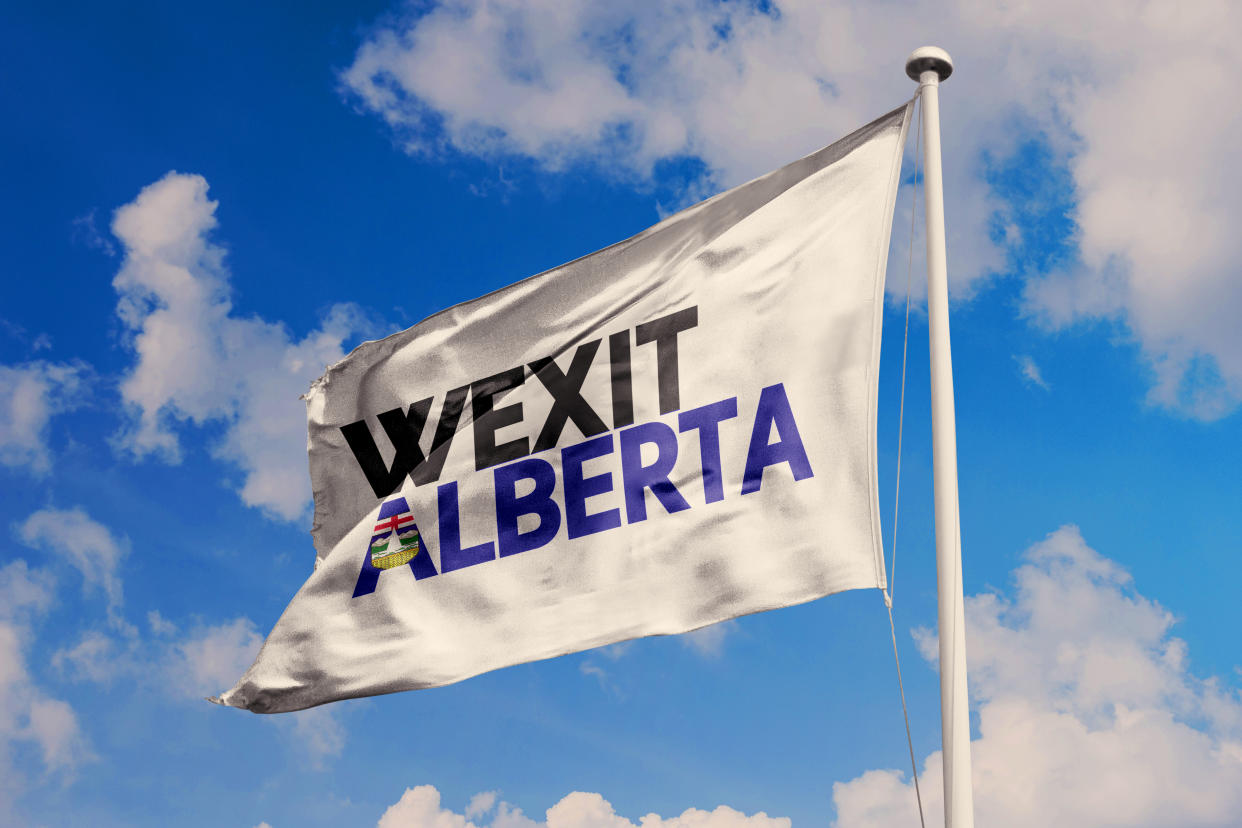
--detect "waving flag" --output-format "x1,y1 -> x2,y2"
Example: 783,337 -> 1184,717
216,102 -> 912,713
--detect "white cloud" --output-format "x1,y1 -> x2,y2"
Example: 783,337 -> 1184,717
376,785 -> 789,828
171,617 -> 263,699
1014,354 -> 1049,391
17,507 -> 128,626
466,792 -> 499,820
832,525 -> 1242,827
344,0 -> 1242,418
110,172 -> 366,520
578,660 -> 615,696
147,609 -> 177,636
169,617 -> 345,763
286,705 -> 346,765
580,622 -> 734,698
4,509 -> 339,801
0,511 -> 128,814
52,631 -> 125,684
24,697 -> 82,771
49,614 -> 345,765
679,620 -> 736,659
0,360 -> 88,473
71,209 -> 116,257
45,601 -> 345,765
598,642 -> 633,661
343,1 -> 1005,298
0,561 -> 54,621
379,785 -> 477,828
0,560 -> 89,819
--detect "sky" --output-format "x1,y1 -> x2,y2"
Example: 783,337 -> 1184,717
2,1 -> 1241,825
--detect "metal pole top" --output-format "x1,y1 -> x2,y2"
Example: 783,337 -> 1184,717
905,46 -> 954,82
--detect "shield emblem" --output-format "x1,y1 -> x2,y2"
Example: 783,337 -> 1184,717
370,527 -> 420,570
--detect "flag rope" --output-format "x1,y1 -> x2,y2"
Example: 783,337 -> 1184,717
882,91 -> 927,828
889,93 -> 920,602
885,600 -> 927,828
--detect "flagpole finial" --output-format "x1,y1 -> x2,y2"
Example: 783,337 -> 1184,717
905,46 -> 953,82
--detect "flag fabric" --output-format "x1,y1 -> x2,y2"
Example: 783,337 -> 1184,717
216,102 -> 912,713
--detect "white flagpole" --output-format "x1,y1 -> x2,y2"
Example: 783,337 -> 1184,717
905,46 -> 975,827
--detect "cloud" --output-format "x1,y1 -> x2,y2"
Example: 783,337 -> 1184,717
466,792 -> 499,820
15,506 -> 133,688
4,507 -> 339,808
832,525 -> 1242,827
146,609 -> 177,636
342,1 -> 1004,299
17,507 -> 128,626
285,706 -> 346,766
0,560 -> 89,819
24,698 -> 82,771
578,661 -> 611,690
580,622 -> 735,698
170,617 -> 264,699
168,618 -> 345,763
71,209 -> 116,257
679,620 -> 736,659
376,785 -> 790,828
52,631 -> 125,684
110,172 -> 366,521
1014,354 -> 1049,391
0,360 -> 89,473
343,0 -> 1242,418
379,785 -> 477,828
49,614 -> 345,765
0,561 -> 54,621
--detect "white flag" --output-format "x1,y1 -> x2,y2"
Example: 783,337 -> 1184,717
217,103 -> 911,713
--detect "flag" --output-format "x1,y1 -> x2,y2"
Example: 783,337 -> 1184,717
216,102 -> 912,713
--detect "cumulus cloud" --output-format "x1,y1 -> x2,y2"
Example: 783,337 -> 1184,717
342,1 -> 1004,296
0,360 -> 89,473
832,525 -> 1242,827
343,0 -> 1242,418
18,507 -> 128,626
51,613 -> 346,764
378,785 -> 475,828
52,631 -> 125,684
466,792 -> 499,820
0,561 -> 54,621
110,172 -> 366,520
376,785 -> 789,828
24,698 -> 82,770
0,560 -> 89,819
168,618 -> 345,762
4,506 -> 339,805
171,617 -> 264,699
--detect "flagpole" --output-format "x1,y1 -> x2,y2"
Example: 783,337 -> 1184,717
905,46 -> 975,828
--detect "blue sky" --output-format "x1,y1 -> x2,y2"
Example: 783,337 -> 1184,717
2,1 -> 1241,826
